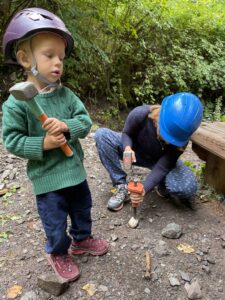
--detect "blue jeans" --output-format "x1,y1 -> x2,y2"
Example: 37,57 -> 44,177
95,128 -> 198,199
36,180 -> 92,254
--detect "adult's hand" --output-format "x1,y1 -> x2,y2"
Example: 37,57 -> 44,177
130,189 -> 145,206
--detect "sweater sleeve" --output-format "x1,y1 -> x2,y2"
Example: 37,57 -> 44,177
122,106 -> 150,150
143,146 -> 183,193
2,101 -> 44,161
62,93 -> 92,141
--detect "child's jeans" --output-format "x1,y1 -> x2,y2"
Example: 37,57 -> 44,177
36,180 -> 92,254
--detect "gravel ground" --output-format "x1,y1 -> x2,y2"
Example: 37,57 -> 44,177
0,117 -> 225,300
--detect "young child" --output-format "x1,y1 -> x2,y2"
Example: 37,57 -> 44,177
2,7 -> 108,282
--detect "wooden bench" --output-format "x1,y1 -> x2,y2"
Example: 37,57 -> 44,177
191,122 -> 225,194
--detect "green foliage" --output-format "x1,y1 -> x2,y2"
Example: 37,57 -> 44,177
203,96 -> 225,121
0,0 -> 224,114
0,231 -> 13,243
183,160 -> 206,181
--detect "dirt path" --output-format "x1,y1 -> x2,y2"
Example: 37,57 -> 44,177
0,122 -> 225,300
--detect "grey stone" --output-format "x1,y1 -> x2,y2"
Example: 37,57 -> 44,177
154,240 -> 170,257
20,291 -> 38,300
179,270 -> 191,282
169,275 -> 180,286
185,281 -> 202,299
37,273 -> 69,296
161,223 -> 182,239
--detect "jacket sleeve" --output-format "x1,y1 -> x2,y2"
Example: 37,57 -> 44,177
2,100 -> 44,161
122,106 -> 150,150
62,93 -> 92,141
143,145 -> 183,193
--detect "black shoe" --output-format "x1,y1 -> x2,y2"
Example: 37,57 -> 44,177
180,198 -> 196,210
155,184 -> 170,198
171,195 -> 196,210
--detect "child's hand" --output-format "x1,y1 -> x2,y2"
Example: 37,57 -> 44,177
42,118 -> 69,135
43,132 -> 67,150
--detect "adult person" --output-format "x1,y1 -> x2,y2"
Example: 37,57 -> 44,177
95,92 -> 203,211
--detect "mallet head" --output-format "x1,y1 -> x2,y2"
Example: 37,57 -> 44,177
9,81 -> 38,101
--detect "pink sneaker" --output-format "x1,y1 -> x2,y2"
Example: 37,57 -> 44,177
47,254 -> 80,282
70,236 -> 109,256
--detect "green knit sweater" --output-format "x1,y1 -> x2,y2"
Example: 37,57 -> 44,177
2,86 -> 92,195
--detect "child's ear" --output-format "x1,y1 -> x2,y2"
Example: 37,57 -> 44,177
16,50 -> 31,69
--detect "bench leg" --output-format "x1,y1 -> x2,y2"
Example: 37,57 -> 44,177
205,153 -> 225,194
192,143 -> 225,194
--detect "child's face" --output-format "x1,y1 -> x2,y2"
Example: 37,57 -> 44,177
31,32 -> 66,88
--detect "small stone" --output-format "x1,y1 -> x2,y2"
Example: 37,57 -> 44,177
202,265 -> 211,274
131,244 -> 139,251
98,285 -> 108,292
185,280 -> 202,299
37,273 -> 69,296
179,270 -> 191,282
206,257 -> 215,264
168,275 -> 180,286
20,291 -> 38,300
110,234 -> 118,242
161,223 -> 182,239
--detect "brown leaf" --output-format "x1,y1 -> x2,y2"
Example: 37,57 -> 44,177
7,285 -> 23,299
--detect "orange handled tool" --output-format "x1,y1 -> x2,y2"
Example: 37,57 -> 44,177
9,82 -> 73,157
128,180 -> 144,217
37,113 -> 73,157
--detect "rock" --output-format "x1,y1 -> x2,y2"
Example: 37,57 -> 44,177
20,291 -> 38,300
161,223 -> 182,239
202,265 -> 211,274
154,240 -> 170,257
1,169 -> 10,181
179,270 -> 191,282
110,234 -> 118,241
185,280 -> 202,299
168,274 -> 180,286
144,288 -> 150,294
98,285 -> 108,292
206,257 -> 215,264
37,273 -> 69,296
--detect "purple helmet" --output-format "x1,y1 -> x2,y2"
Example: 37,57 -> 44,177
3,7 -> 74,65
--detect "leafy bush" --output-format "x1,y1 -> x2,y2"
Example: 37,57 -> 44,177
0,0 -> 224,115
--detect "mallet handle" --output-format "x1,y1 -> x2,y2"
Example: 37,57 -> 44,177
37,113 -> 73,157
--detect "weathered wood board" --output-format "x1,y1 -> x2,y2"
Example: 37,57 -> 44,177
191,122 -> 225,159
191,122 -> 225,194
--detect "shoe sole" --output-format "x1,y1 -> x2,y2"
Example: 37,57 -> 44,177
70,245 -> 109,256
107,195 -> 130,211
46,254 -> 80,282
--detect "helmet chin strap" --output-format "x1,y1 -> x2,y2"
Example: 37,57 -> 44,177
26,62 -> 61,90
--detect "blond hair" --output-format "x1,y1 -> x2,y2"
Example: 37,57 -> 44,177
149,104 -> 185,151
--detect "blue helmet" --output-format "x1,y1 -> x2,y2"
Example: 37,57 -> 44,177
159,92 -> 203,147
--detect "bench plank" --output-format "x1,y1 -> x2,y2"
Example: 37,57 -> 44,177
191,122 -> 225,194
191,122 -> 225,160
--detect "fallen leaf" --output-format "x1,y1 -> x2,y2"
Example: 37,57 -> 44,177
7,285 -> 23,299
177,243 -> 194,253
82,283 -> 96,297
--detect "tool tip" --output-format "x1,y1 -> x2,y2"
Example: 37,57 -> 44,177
128,216 -> 139,228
